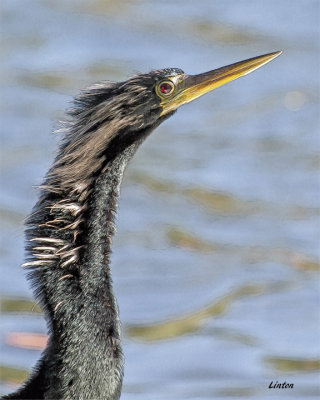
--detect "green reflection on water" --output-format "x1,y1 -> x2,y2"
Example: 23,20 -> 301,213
17,73 -> 72,90
127,284 -> 269,341
167,226 -> 320,271
0,365 -> 28,385
168,227 -> 220,252
217,386 -> 257,397
265,356 -> 320,372
185,19 -> 258,45
0,298 -> 41,314
129,171 -> 317,220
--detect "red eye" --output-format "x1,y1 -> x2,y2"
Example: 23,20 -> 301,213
158,81 -> 174,95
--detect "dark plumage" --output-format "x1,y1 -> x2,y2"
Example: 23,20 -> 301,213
3,52 -> 280,400
4,69 -> 178,400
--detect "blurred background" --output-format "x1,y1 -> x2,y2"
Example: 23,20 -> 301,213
0,0 -> 319,399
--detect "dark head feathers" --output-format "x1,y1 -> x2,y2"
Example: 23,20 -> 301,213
71,68 -> 184,116
46,68 -> 184,194
24,68 -> 185,274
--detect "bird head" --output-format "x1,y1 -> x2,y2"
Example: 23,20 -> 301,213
84,51 -> 282,133
121,51 -> 282,126
54,52 -> 281,193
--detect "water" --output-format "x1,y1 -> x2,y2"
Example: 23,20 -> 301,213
1,0 -> 319,398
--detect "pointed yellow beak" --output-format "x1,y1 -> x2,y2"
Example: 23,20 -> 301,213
160,51 -> 282,115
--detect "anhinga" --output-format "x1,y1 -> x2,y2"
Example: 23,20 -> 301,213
3,51 -> 281,400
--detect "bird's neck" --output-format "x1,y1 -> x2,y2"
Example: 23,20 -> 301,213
21,140 -> 142,399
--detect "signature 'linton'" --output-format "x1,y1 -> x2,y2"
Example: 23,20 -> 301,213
269,381 -> 294,389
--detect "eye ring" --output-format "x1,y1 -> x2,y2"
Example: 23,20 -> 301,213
156,80 -> 175,97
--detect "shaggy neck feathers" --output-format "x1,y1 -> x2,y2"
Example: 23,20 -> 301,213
5,79 -> 164,399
